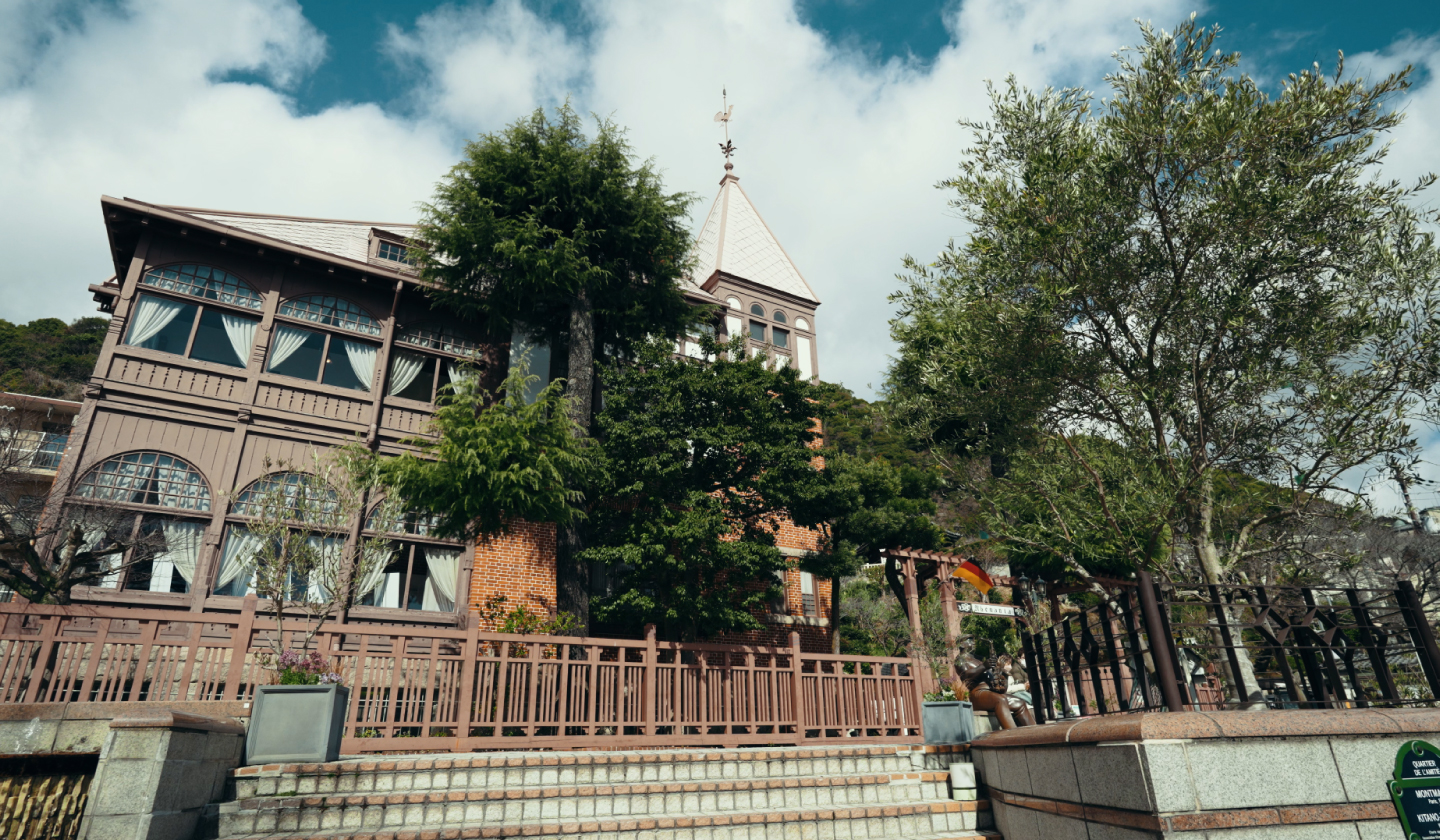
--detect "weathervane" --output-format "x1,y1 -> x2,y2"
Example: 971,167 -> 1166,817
714,88 -> 736,170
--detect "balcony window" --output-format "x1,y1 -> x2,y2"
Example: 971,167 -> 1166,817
267,326 -> 377,392
141,264 -> 262,311
125,293 -> 258,368
278,295 -> 382,337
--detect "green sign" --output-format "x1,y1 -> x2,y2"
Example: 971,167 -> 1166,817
1389,740 -> 1440,839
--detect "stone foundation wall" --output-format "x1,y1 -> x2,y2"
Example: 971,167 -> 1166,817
971,708 -> 1435,839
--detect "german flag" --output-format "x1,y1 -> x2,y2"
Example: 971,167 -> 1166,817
952,560 -> 994,595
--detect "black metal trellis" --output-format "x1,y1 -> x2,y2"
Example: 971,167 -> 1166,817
1020,572 -> 1440,721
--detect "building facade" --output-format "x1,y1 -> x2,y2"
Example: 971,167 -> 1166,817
39,164 -> 834,646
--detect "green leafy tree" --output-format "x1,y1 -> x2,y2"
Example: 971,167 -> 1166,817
582,337 -> 828,641
376,363 -> 593,542
0,317 -> 107,399
413,104 -> 697,625
790,452 -> 943,652
886,18 -> 1440,704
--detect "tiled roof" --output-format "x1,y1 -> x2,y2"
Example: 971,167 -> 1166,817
163,207 -> 418,264
690,172 -> 818,303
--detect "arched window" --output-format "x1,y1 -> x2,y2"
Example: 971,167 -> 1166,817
71,452 -> 210,595
142,264 -> 263,310
127,266 -> 262,367
75,452 -> 211,511
389,323 -> 482,403
772,310 -> 787,324
795,317 -> 810,331
230,471 -> 339,522
749,303 -> 765,317
726,296 -> 742,310
358,506 -> 458,613
278,295 -> 382,337
269,296 -> 381,390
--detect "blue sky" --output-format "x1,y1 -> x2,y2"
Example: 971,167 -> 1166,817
283,0 -> 1437,116
2,0 -> 1440,507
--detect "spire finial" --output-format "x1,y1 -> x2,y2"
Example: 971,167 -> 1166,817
714,88 -> 736,171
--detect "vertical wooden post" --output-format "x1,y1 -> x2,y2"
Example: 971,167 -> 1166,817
1136,571 -> 1186,713
21,616 -> 60,704
789,630 -> 805,743
642,624 -> 657,736
454,621 -> 480,749
937,559 -> 962,683
222,595 -> 258,701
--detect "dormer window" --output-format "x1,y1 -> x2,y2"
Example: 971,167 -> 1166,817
377,240 -> 412,265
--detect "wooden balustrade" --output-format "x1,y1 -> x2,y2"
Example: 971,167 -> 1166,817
0,600 -> 921,752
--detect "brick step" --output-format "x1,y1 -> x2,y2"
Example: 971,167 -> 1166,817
221,772 -> 969,835
234,745 -> 971,801
220,799 -> 996,840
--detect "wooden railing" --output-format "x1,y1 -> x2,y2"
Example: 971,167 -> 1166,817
0,599 -> 921,752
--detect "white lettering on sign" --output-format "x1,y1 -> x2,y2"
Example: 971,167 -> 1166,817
956,602 -> 1025,618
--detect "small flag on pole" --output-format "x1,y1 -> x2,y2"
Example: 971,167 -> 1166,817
952,560 -> 994,595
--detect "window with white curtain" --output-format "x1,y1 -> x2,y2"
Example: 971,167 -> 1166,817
266,324 -> 378,392
125,291 -> 259,369
356,506 -> 462,613
69,451 -> 213,594
386,322 -> 483,403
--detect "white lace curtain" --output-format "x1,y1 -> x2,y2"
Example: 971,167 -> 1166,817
422,547 -> 461,612
127,296 -> 187,346
342,339 -> 376,391
357,542 -> 398,607
216,526 -> 264,594
151,519 -> 204,592
387,351 -> 427,396
221,313 -> 257,367
267,325 -> 310,371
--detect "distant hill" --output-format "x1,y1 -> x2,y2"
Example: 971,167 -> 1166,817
0,317 -> 108,400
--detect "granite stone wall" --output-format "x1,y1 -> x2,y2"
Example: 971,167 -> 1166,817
971,709 -> 1433,840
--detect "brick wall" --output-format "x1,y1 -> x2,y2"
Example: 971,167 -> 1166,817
468,519 -> 557,630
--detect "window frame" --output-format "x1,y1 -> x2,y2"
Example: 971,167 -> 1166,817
265,323 -> 380,391
123,283 -> 262,371
66,450 -> 214,597
355,508 -> 464,615
275,295 -> 382,338
386,322 -> 484,405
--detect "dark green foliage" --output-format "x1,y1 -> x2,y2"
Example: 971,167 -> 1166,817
583,337 -> 828,641
791,452 -> 942,585
0,317 -> 107,399
413,102 -> 698,368
377,363 -> 593,541
887,18 -> 1440,589
812,382 -> 930,471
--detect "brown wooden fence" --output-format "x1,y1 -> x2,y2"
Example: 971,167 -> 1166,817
0,599 -> 921,753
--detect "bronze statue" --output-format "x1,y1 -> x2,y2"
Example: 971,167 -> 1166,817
956,651 -> 1036,730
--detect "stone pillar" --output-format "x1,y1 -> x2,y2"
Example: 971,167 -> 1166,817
79,709 -> 246,840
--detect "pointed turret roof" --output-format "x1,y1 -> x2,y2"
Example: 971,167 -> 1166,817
691,169 -> 819,304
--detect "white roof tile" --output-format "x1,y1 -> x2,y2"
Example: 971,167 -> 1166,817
172,209 -> 417,264
690,173 -> 818,304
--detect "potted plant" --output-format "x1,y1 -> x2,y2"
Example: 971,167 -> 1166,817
922,680 -> 977,745
232,447 -> 398,765
246,650 -> 349,764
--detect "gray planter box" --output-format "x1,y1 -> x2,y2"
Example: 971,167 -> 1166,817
922,700 -> 976,745
246,684 -> 350,765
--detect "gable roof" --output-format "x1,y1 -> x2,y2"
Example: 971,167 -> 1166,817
690,171 -> 819,304
159,205 -> 419,265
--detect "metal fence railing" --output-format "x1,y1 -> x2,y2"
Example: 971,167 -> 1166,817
1021,572 -> 1440,720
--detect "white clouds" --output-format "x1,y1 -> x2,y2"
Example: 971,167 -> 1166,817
4,0 -> 1439,460
386,0 -> 587,129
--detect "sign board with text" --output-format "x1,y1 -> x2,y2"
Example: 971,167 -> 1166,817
1389,740 -> 1440,839
954,602 -> 1025,618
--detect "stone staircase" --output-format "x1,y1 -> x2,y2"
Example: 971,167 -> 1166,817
217,744 -> 998,840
